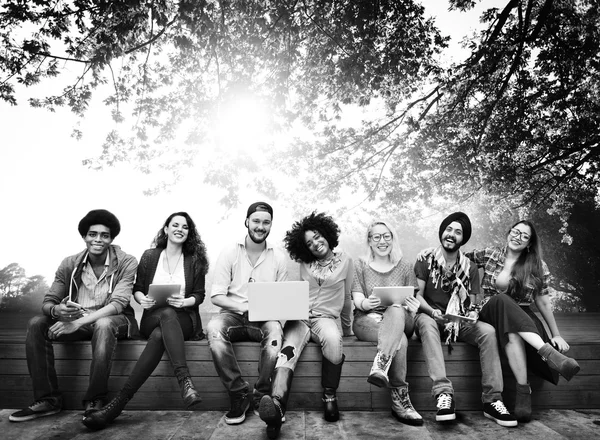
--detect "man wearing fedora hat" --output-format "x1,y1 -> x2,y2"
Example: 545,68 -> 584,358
10,209 -> 138,423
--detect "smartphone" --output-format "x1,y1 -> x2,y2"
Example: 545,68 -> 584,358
66,300 -> 86,310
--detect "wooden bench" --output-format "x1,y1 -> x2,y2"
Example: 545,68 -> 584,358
1,314 -> 599,412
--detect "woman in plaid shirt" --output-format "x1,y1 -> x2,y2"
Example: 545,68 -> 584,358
465,220 -> 580,423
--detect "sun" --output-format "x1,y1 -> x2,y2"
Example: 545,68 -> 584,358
212,95 -> 272,154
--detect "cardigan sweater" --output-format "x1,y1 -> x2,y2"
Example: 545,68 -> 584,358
134,248 -> 207,340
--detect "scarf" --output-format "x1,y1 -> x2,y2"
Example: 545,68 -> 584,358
427,246 -> 471,344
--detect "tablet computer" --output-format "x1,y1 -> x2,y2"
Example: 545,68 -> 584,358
372,286 -> 415,307
442,313 -> 477,323
148,284 -> 181,307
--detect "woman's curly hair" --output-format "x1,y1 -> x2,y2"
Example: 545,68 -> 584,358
153,212 -> 209,275
284,212 -> 340,263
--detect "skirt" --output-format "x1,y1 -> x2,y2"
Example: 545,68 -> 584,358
479,293 -> 559,385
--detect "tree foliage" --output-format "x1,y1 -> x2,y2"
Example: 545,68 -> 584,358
1,0 -> 445,201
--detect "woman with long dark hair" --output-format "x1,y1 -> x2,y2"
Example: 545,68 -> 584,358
466,220 -> 579,422
259,212 -> 353,439
83,212 -> 209,430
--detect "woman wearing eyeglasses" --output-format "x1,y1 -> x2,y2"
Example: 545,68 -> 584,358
464,220 -> 580,422
351,220 -> 423,426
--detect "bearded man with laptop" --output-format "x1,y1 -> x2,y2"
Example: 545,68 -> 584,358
206,202 -> 289,425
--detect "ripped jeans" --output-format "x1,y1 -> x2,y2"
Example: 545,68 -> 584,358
275,318 -> 343,371
207,311 -> 282,399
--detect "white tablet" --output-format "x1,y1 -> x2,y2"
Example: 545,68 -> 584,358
442,313 -> 477,323
372,286 -> 415,307
148,284 -> 181,307
247,281 -> 309,322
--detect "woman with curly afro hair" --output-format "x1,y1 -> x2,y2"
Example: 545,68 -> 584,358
259,212 -> 353,439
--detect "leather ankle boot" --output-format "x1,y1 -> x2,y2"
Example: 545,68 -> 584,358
82,393 -> 130,430
537,343 -> 580,381
514,383 -> 532,422
179,376 -> 202,409
322,387 -> 339,422
321,354 -> 344,422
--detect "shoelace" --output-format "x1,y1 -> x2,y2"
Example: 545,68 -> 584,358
437,394 -> 453,410
88,399 -> 100,409
490,400 -> 510,415
30,400 -> 48,409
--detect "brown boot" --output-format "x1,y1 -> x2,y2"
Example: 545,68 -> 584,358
514,383 -> 531,423
537,343 -> 580,381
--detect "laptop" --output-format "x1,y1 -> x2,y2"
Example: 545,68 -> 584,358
372,286 -> 415,307
247,281 -> 309,322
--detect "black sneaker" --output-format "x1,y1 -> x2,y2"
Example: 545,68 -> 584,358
484,400 -> 518,427
225,390 -> 250,425
9,399 -> 62,422
435,393 -> 456,421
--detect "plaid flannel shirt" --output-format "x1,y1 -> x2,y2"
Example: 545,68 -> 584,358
465,246 -> 550,303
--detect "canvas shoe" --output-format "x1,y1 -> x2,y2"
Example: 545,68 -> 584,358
483,400 -> 518,427
9,399 -> 62,422
225,389 -> 250,425
435,393 -> 456,421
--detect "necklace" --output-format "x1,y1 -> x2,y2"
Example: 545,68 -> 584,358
166,251 -> 183,281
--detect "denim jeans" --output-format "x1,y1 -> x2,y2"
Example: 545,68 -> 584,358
121,307 -> 194,397
457,320 -> 504,403
25,314 -> 130,404
414,313 -> 454,397
275,317 -> 343,371
353,306 -> 414,388
206,311 -> 282,399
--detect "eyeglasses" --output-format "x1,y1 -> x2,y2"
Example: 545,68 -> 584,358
509,228 -> 531,241
370,233 -> 393,242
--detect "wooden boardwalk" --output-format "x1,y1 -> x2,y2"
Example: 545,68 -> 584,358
1,409 -> 600,440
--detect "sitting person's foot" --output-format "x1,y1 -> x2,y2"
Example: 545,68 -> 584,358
483,400 -> 517,427
435,393 -> 456,422
9,399 -> 62,422
259,395 -> 285,439
82,394 -> 129,430
83,398 -> 104,419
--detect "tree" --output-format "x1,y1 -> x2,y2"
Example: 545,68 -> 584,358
0,262 -> 26,297
295,0 -> 600,215
1,0 -> 445,198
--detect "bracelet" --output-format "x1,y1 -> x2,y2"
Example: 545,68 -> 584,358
361,298 -> 368,311
50,305 -> 58,319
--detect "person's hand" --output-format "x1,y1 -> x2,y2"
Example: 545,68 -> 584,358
404,296 -> 420,314
431,309 -> 447,323
551,336 -> 570,353
362,295 -> 381,311
48,319 -> 82,339
461,310 -> 479,327
167,293 -> 185,308
54,302 -> 85,321
140,295 -> 156,310
416,247 -> 435,262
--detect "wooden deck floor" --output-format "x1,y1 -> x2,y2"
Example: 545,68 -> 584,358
2,409 -> 600,440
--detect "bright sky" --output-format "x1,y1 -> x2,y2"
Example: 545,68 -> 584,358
0,1 -> 505,282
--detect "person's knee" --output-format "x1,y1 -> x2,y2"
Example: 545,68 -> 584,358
262,321 -> 283,343
93,317 -> 119,341
156,307 -> 177,321
206,318 -> 228,342
28,315 -> 49,331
